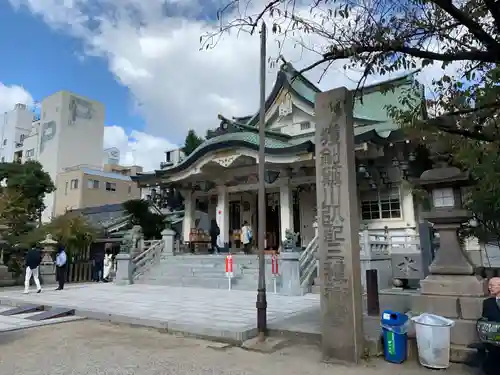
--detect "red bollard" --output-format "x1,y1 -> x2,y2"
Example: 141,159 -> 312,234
225,254 -> 233,274
225,254 -> 233,290
272,254 -> 279,294
272,254 -> 279,276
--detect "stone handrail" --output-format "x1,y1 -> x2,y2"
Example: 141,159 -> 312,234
296,228 -> 420,291
132,240 -> 164,279
299,233 -> 319,288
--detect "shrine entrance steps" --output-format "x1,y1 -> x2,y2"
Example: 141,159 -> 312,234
135,254 -> 277,291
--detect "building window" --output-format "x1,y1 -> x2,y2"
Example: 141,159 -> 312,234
2,139 -> 6,146
128,185 -> 132,194
20,134 -> 25,142
26,149 -> 34,157
70,179 -> 79,189
87,179 -> 100,189
300,121 -> 311,130
360,188 -> 401,220
1,157 -> 4,162
165,151 -> 171,162
106,182 -> 116,192
65,182 -> 68,195
432,188 -> 455,208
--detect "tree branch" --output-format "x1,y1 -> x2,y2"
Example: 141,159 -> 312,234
295,44 -> 495,76
420,102 -> 500,142
431,0 -> 500,51
484,0 -> 500,33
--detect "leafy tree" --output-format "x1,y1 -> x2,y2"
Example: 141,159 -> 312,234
183,129 -> 204,156
17,213 -> 100,258
204,0 -> 500,243
0,190 -> 32,240
203,0 -> 499,142
123,199 -> 166,239
0,161 -> 55,222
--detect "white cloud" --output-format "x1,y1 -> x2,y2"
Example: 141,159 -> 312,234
103,125 -> 176,171
7,0 -> 460,171
0,82 -> 33,113
0,81 -> 170,171
4,2 -> 399,136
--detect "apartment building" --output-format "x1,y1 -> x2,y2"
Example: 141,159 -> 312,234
103,147 -> 120,165
3,91 -> 106,221
54,164 -> 142,216
0,103 -> 35,163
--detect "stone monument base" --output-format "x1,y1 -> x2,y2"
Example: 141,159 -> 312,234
39,264 -> 56,285
411,276 -> 488,363
0,264 -> 15,287
279,252 -> 302,296
420,274 -> 488,296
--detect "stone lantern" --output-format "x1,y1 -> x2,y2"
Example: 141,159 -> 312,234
415,166 -> 487,295
39,233 -> 58,280
411,165 -> 488,358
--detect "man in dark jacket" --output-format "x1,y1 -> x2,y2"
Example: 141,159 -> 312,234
93,248 -> 105,282
481,277 -> 500,375
24,246 -> 42,294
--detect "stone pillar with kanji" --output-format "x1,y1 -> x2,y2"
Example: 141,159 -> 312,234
315,87 -> 364,363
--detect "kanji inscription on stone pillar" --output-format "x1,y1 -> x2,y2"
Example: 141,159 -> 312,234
314,87 -> 364,363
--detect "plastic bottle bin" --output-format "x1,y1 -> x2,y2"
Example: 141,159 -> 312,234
411,313 -> 455,369
381,310 -> 409,364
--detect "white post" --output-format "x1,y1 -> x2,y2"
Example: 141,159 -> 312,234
279,183 -> 294,242
273,276 -> 277,294
182,190 -> 194,244
216,185 -> 229,250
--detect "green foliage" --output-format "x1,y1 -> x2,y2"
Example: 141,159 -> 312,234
17,213 -> 100,258
183,129 -> 204,156
205,0 -> 500,241
204,0 -> 499,143
0,161 -> 55,222
123,199 -> 166,239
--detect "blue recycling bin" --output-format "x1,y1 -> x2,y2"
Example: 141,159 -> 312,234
381,310 -> 408,363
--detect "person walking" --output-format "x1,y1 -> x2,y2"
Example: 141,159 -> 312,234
93,247 -> 105,282
55,246 -> 67,291
102,248 -> 113,282
240,221 -> 252,255
209,219 -> 220,255
23,246 -> 42,294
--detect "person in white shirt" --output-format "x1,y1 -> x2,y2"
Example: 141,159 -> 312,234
240,221 -> 252,255
55,246 -> 67,291
103,248 -> 113,282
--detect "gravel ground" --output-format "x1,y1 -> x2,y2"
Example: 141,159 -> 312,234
0,320 -> 471,375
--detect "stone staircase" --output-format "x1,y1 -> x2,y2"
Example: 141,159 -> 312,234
135,254 -> 278,291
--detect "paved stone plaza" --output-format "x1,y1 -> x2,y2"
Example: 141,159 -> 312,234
0,320 -> 472,375
0,305 -> 84,333
0,283 -> 320,342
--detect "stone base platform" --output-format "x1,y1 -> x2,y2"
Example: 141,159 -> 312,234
379,287 -> 485,363
0,283 -> 320,344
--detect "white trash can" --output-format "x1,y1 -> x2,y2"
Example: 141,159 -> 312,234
411,313 -> 455,369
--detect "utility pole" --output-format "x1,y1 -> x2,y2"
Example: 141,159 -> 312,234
256,21 -> 267,341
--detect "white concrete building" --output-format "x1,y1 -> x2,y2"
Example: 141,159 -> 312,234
0,103 -> 35,163
6,91 -> 105,221
103,147 -> 120,165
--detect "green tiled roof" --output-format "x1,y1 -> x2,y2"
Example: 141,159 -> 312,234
202,131 -> 293,149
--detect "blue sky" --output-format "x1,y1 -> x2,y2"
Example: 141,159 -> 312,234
0,0 -> 450,170
0,2 -> 143,135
